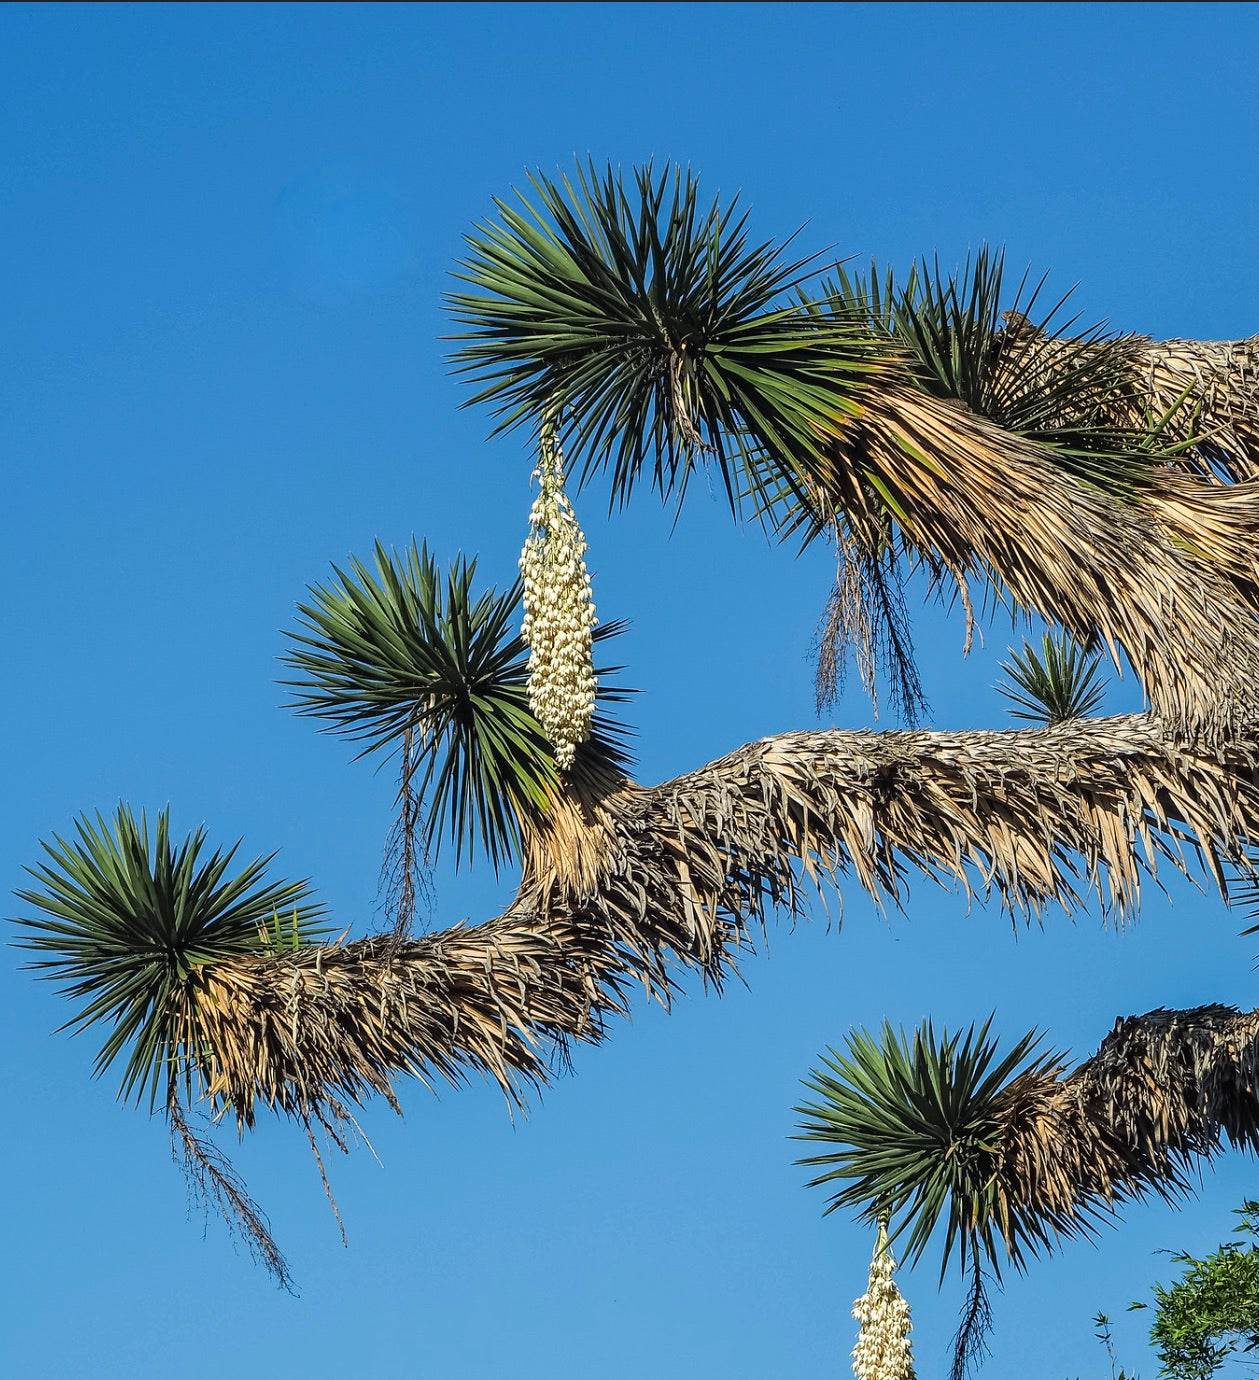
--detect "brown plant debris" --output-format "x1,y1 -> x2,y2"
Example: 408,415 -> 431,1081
801,377 -> 1259,742
996,314 -> 1259,481
1139,333 -> 1259,479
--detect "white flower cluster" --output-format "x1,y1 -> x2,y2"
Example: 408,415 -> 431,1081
851,1222 -> 915,1380
519,420 -> 597,771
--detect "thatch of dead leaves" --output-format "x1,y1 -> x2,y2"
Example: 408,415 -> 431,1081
1141,334 -> 1259,478
998,1004 -> 1259,1244
997,314 -> 1259,481
190,713 -> 1259,1133
797,376 -> 1259,743
812,307 -> 1259,731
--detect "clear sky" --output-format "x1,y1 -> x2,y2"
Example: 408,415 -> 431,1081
4,4 -> 1258,1376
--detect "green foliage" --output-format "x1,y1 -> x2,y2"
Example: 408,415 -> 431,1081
828,249 -> 1179,499
284,540 -> 552,870
256,906 -> 308,956
449,161 -> 1195,547
283,539 -> 632,871
448,159 -> 883,518
794,1018 -> 1065,1280
13,805 -> 325,1108
997,630 -> 1109,726
1131,1201 -> 1259,1379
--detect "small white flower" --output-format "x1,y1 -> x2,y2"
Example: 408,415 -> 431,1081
519,412 -> 598,771
851,1221 -> 915,1380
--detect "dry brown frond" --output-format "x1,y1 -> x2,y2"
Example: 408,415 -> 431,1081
993,315 -> 1259,481
1146,469 -> 1259,608
815,520 -> 926,724
997,1005 -> 1259,1242
811,380 -> 1259,740
168,1085 -> 293,1289
194,908 -> 633,1128
1139,334 -> 1259,480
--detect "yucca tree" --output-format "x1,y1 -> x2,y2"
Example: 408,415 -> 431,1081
449,163 -> 1259,741
20,643 -> 1259,1275
14,805 -> 329,1285
14,160 -> 1259,1299
797,1006 -> 1259,1378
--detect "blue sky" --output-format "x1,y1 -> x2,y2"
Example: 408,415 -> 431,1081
4,3 -> 1259,1375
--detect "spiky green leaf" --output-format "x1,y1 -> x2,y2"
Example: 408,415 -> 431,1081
827,247 -> 1184,500
282,540 -> 633,871
13,805 -> 325,1109
795,1018 -> 1073,1283
448,159 -> 883,518
997,630 -> 1108,726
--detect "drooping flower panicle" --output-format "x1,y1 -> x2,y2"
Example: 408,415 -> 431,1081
519,413 -> 598,770
851,1220 -> 916,1380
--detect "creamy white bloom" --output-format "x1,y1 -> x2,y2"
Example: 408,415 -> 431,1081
519,415 -> 597,770
851,1221 -> 915,1380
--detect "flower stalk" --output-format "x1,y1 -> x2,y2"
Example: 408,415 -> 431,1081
852,1219 -> 916,1380
519,410 -> 598,770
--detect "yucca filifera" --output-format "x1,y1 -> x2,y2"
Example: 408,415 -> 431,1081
450,161 -> 1259,741
798,1005 -> 1259,1379
13,805 -> 329,1286
519,410 -> 598,770
997,629 -> 1108,726
284,540 -> 559,877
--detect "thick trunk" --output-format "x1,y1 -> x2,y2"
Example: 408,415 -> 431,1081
196,713 -> 1259,1129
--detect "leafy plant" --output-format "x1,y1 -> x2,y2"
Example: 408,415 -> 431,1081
1131,1201 -> 1259,1379
17,155 -> 1259,1314
998,630 -> 1109,725
795,1018 -> 1065,1275
13,805 -> 325,1109
827,247 -> 1168,500
1091,1312 -> 1139,1380
797,1018 -> 1069,1378
282,539 -> 633,874
448,159 -> 882,519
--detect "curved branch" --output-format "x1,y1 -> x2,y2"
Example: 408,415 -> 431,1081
197,907 -> 634,1129
999,1004 -> 1259,1234
195,713 -> 1259,1129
